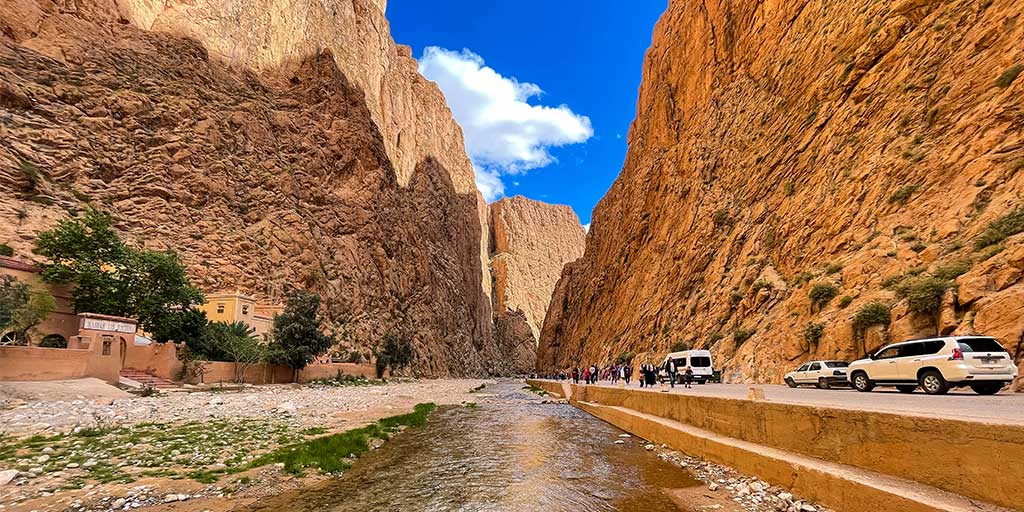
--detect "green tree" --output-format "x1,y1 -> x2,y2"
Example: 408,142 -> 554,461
34,208 -> 203,334
374,332 -> 414,379
0,276 -> 55,345
151,307 -> 208,344
202,321 -> 266,383
269,290 -> 334,376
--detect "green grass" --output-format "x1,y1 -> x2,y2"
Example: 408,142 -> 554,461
932,260 -> 971,281
893,276 -> 952,316
248,403 -> 436,476
837,295 -> 853,308
524,385 -> 549,397
791,272 -> 814,287
888,184 -> 920,205
733,327 -> 756,347
0,243 -> 12,257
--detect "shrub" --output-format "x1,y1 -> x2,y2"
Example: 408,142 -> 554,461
910,242 -> 927,253
792,272 -> 814,287
888,184 -> 920,205
838,295 -> 853,308
707,332 -> 724,345
880,274 -> 904,288
932,260 -> 971,281
803,322 -> 825,347
713,208 -> 733,229
730,290 -> 744,305
669,341 -> 690,353
809,282 -> 839,308
852,301 -> 891,340
783,181 -> 795,197
995,63 -> 1023,88
615,351 -> 637,364
0,243 -> 12,257
733,327 -> 756,347
894,276 -> 951,316
824,263 -> 843,275
750,279 -> 773,294
973,207 -> 1024,249
977,243 -> 1005,261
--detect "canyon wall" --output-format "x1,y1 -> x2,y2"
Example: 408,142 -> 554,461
489,196 -> 585,374
539,0 -> 1024,385
0,0 -> 499,375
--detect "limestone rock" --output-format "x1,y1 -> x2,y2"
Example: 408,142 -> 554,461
488,196 -> 585,374
538,0 -> 1024,381
0,0 -> 500,376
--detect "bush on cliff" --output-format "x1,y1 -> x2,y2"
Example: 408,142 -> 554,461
893,276 -> 952,316
852,301 -> 891,341
973,206 -> 1024,249
808,282 -> 838,309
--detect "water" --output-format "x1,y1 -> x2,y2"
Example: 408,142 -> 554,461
245,381 -> 698,511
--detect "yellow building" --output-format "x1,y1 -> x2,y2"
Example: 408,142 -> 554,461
198,292 -> 279,340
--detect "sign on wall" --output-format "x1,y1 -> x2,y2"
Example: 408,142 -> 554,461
82,318 -> 137,334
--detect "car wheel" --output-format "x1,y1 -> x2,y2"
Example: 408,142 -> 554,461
919,370 -> 949,395
852,372 -> 874,392
896,385 -> 916,394
817,377 -> 831,390
785,377 -> 797,388
970,382 -> 1003,395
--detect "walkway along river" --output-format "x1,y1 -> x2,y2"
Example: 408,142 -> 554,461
243,381 -> 703,511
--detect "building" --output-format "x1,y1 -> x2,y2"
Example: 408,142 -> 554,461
0,256 -> 78,346
198,292 -> 280,339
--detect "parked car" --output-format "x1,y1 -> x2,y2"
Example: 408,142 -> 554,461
783,360 -> 849,389
848,336 -> 1018,395
658,350 -> 714,384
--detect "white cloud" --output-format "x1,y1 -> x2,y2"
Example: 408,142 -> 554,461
419,47 -> 593,200
473,165 -> 505,202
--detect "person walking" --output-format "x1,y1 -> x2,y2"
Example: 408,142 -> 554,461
684,366 -> 694,389
572,367 -> 580,384
624,364 -> 633,385
664,358 -> 677,389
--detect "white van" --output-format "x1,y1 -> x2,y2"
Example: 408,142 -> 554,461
660,350 -> 714,384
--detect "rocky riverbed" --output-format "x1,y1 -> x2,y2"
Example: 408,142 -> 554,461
0,379 -> 487,511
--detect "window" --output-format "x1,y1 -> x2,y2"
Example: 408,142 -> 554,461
216,303 -> 225,314
921,340 -> 946,355
958,337 -> 1006,353
897,343 -> 926,358
242,305 -> 249,315
875,346 -> 901,359
808,362 -> 821,371
690,356 -> 712,367
797,364 -> 809,372
101,335 -> 112,356
824,361 -> 848,368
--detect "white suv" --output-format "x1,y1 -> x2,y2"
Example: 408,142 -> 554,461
848,336 -> 1018,395
783,360 -> 849,389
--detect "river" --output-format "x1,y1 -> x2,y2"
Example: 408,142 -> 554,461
244,380 -> 699,511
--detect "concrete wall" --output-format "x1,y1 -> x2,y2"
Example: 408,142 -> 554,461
123,343 -> 183,381
188,360 -> 380,385
528,381 -> 1024,511
0,346 -> 91,380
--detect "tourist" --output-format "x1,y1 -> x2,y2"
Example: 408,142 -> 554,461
684,366 -> 694,389
664,358 -> 677,389
646,363 -> 657,387
572,367 -> 580,384
624,364 -> 633,385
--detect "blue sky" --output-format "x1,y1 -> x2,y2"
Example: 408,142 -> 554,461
387,1 -> 667,227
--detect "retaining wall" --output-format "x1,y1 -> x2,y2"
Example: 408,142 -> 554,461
527,380 -> 1023,510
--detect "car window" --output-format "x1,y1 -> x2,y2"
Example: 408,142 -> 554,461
958,337 -> 1006,353
690,356 -> 711,367
808,362 -> 821,371
875,347 -> 901,359
797,364 -> 809,372
897,343 -> 925,357
921,340 -> 945,355
824,361 -> 848,368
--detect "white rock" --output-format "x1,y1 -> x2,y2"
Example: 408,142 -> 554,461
164,494 -> 179,503
112,498 -> 126,508
800,505 -> 816,512
708,483 -> 719,491
0,469 -> 17,486
617,434 -> 631,438
778,492 -> 793,503
613,440 -> 625,444
750,481 -> 765,493
35,455 -> 50,463
643,444 -> 656,451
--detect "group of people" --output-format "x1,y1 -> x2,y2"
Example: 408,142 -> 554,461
568,359 -> 696,389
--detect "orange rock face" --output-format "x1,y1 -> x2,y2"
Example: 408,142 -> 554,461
0,0 -> 500,375
539,0 -> 1024,382
489,196 -> 585,373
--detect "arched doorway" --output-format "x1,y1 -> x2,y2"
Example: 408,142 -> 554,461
119,336 -> 128,368
40,334 -> 67,348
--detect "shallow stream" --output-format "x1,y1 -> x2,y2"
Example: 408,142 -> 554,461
245,381 -> 697,511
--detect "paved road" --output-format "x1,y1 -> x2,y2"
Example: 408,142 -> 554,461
557,380 -> 1024,425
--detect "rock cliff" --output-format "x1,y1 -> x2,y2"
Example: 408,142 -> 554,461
0,0 -> 499,375
539,0 -> 1024,387
489,196 -> 585,373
